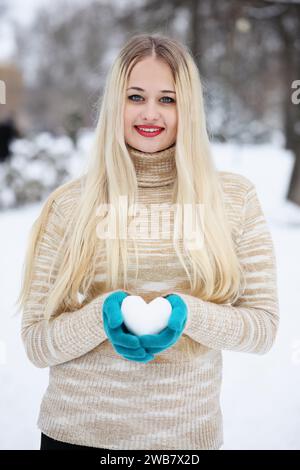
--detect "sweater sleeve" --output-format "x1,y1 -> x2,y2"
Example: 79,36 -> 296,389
173,181 -> 280,355
20,196 -> 119,369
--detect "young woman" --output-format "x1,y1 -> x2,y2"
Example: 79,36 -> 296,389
16,33 -> 279,451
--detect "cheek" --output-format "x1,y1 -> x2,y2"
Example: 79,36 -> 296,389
124,108 -> 130,125
169,112 -> 177,132
124,107 -> 136,128
168,106 -> 177,121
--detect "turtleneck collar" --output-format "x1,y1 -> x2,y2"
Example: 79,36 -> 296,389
126,142 -> 177,187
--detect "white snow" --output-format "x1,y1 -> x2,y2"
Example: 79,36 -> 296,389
0,140 -> 299,450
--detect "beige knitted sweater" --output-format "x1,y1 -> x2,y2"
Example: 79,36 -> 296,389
21,143 -> 279,450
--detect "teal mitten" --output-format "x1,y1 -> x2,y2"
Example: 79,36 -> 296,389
102,290 -> 155,363
138,294 -> 188,355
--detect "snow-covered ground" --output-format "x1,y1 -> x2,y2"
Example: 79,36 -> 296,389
0,141 -> 299,450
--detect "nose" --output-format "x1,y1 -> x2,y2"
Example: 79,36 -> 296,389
140,99 -> 160,122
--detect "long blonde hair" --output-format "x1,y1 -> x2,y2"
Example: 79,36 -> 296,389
15,33 -> 245,320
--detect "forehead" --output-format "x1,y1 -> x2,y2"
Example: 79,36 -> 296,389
128,58 -> 174,89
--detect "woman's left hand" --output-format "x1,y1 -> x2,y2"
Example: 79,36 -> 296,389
137,294 -> 188,355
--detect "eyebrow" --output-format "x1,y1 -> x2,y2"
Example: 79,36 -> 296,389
126,86 -> 176,94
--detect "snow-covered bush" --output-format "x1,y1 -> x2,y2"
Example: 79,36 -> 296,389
0,129 -> 93,210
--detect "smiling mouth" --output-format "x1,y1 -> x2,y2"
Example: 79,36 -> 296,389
134,126 -> 165,138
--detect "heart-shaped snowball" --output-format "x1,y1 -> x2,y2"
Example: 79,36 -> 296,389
120,295 -> 172,336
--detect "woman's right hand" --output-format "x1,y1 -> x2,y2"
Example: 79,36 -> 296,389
102,290 -> 155,363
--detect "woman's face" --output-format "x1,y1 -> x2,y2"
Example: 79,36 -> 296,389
124,56 -> 177,153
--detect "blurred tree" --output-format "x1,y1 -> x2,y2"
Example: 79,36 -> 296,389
0,0 -> 8,17
275,4 -> 300,205
63,109 -> 83,146
0,115 -> 20,163
14,0 -> 116,137
247,0 -> 300,205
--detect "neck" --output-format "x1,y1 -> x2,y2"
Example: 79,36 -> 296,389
126,142 -> 177,187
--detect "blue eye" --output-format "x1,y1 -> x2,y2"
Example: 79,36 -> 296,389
128,95 -> 175,103
160,96 -> 175,103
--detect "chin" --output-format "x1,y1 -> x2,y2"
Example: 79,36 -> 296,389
139,143 -> 164,152
129,139 -> 160,149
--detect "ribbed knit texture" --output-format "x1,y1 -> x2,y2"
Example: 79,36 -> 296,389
21,142 -> 279,450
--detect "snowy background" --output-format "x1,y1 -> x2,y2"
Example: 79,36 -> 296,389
0,134 -> 300,450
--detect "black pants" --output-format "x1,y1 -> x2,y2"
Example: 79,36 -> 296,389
40,432 -> 110,450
